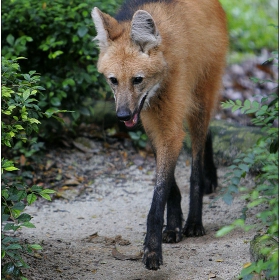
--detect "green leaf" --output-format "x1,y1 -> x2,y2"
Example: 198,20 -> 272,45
222,192 -> 233,205
6,34 -> 15,46
50,97 -> 61,107
4,166 -> 19,172
40,189 -> 56,194
22,74 -> 30,82
216,225 -> 235,237
21,222 -> 36,228
28,118 -> 41,124
14,125 -> 24,130
77,26 -> 88,37
239,164 -> 249,173
4,223 -> 20,231
63,78 -> 75,87
232,105 -> 241,112
22,89 -> 31,101
230,177 -> 240,185
232,219 -> 245,226
39,193 -> 51,201
252,101 -> 260,109
2,214 -> 10,222
17,190 -> 27,201
27,193 -> 37,205
72,110 -> 80,120
6,244 -> 22,250
2,262 -> 15,275
17,213 -> 31,223
248,198 -> 265,208
11,209 -> 22,219
50,50 -> 63,59
44,108 -> 63,118
244,99 -> 251,108
29,244 -> 42,250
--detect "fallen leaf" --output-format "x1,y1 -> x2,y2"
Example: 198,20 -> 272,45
121,151 -> 128,159
139,150 -> 147,158
55,174 -> 63,181
20,155 -> 26,166
215,259 -> 224,262
243,262 -> 252,268
112,246 -> 142,261
45,159 -> 55,170
88,232 -> 98,239
64,179 -> 79,186
77,176 -> 84,182
61,139 -> 72,148
73,140 -> 92,153
209,272 -> 216,278
115,235 -> 131,245
34,253 -> 42,259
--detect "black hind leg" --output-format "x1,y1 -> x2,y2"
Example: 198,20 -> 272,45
204,130 -> 217,194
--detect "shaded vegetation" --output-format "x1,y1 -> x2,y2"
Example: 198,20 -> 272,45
218,51 -> 278,279
1,0 -> 122,139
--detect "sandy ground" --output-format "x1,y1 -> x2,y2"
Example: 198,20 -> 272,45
19,140 -> 258,280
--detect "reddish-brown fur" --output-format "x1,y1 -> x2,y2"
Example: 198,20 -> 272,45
92,0 -> 228,270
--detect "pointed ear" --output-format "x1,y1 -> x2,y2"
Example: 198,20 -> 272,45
91,7 -> 123,50
131,10 -> 161,53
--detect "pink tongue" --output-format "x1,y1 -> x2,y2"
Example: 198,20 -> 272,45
124,113 -> 138,128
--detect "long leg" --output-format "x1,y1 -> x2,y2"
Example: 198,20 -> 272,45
183,110 -> 209,237
204,130 -> 217,194
162,175 -> 183,243
141,111 -> 185,270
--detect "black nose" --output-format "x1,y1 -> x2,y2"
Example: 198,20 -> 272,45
116,107 -> 132,121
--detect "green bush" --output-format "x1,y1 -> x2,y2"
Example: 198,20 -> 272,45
1,57 -> 57,279
217,52 -> 278,279
220,0 -> 278,60
1,0 -> 122,139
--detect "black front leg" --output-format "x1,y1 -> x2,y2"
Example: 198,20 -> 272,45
143,183 -> 167,270
183,151 -> 205,237
162,176 -> 183,243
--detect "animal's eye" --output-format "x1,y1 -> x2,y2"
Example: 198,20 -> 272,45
133,77 -> 143,85
109,77 -> 118,85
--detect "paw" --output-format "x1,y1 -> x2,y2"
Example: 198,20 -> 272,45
204,170 -> 217,194
143,248 -> 163,270
162,227 -> 182,243
204,179 -> 216,194
183,222 -> 205,237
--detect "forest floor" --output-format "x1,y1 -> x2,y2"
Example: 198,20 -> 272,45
18,50 -> 277,280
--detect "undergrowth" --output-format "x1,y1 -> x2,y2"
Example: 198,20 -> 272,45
217,51 -> 278,279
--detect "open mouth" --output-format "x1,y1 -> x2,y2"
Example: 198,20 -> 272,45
124,94 -> 147,128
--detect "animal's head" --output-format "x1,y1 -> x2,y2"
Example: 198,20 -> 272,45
91,7 -> 167,128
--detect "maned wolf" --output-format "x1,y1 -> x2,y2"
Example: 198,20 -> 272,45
91,0 -> 228,270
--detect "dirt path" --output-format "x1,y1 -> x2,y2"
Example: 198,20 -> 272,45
19,139 -> 257,280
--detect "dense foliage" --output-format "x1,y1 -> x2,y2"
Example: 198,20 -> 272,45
217,52 -> 279,279
220,0 -> 278,61
1,57 -> 57,279
1,0 -> 122,138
